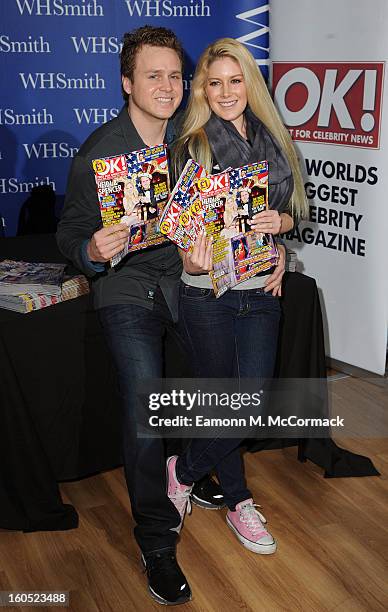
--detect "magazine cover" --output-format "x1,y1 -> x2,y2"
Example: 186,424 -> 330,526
200,161 -> 278,297
92,144 -> 170,266
0,260 -> 66,296
159,159 -> 206,250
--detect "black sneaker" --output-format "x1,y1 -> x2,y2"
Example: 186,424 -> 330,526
191,474 -> 225,510
142,550 -> 192,605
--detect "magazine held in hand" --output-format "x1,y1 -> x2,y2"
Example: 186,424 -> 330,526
160,159 -> 278,297
92,144 -> 170,266
159,159 -> 207,250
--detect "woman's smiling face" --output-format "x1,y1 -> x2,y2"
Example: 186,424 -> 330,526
205,56 -> 248,135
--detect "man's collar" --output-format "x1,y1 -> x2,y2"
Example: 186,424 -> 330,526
118,104 -> 177,149
165,118 -> 177,145
118,105 -> 146,151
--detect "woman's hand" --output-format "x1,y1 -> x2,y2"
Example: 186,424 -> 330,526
181,231 -> 213,275
264,244 -> 286,296
249,210 -> 282,235
279,212 -> 294,234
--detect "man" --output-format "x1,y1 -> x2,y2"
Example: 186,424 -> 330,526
57,26 -> 190,606
137,168 -> 158,221
237,187 -> 252,233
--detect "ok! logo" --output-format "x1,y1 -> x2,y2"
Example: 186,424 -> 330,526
198,173 -> 230,193
272,62 -> 384,149
93,155 -> 127,177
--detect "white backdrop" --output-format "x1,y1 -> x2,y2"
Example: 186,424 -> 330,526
271,0 -> 388,375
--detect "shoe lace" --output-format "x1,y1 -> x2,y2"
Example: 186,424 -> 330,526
145,552 -> 180,577
171,483 -> 192,516
240,503 -> 268,535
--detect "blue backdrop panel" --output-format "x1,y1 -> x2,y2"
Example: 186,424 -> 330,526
0,0 -> 269,236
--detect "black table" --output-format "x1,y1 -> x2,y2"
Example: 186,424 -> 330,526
0,235 -> 378,532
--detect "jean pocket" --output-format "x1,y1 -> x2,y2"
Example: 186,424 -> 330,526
181,284 -> 213,300
264,290 -> 280,299
252,287 -> 279,298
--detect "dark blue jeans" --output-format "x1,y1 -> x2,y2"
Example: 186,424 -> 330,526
98,288 -> 181,554
177,283 -> 280,509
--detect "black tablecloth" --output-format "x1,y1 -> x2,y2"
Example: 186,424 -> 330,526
0,235 -> 379,532
248,272 -> 379,479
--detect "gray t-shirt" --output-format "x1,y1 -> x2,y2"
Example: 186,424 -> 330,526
181,269 -> 268,290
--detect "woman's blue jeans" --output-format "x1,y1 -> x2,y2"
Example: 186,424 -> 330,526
177,283 -> 281,509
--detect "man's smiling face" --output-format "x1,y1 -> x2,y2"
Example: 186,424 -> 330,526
140,175 -> 151,190
123,45 -> 183,122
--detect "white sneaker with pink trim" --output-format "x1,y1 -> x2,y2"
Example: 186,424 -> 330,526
226,498 -> 277,554
166,455 -> 193,532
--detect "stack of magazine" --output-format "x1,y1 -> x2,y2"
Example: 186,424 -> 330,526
0,260 -> 89,313
160,159 -> 278,297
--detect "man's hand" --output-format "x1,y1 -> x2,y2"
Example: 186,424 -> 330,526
249,210 -> 282,234
264,244 -> 286,296
182,231 -> 213,275
86,225 -> 129,263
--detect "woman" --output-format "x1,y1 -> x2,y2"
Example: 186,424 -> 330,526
119,178 -> 141,226
168,39 -> 308,554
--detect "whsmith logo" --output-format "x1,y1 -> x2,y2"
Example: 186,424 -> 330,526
23,142 -> 79,159
73,108 -> 119,124
273,62 -> 384,149
71,37 -> 122,54
0,108 -> 53,125
124,0 -> 210,17
0,35 -> 51,53
0,176 -> 56,195
14,0 -> 103,16
19,72 -> 105,89
235,1 -> 269,77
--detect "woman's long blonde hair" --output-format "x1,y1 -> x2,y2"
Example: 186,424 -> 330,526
174,38 -> 308,219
